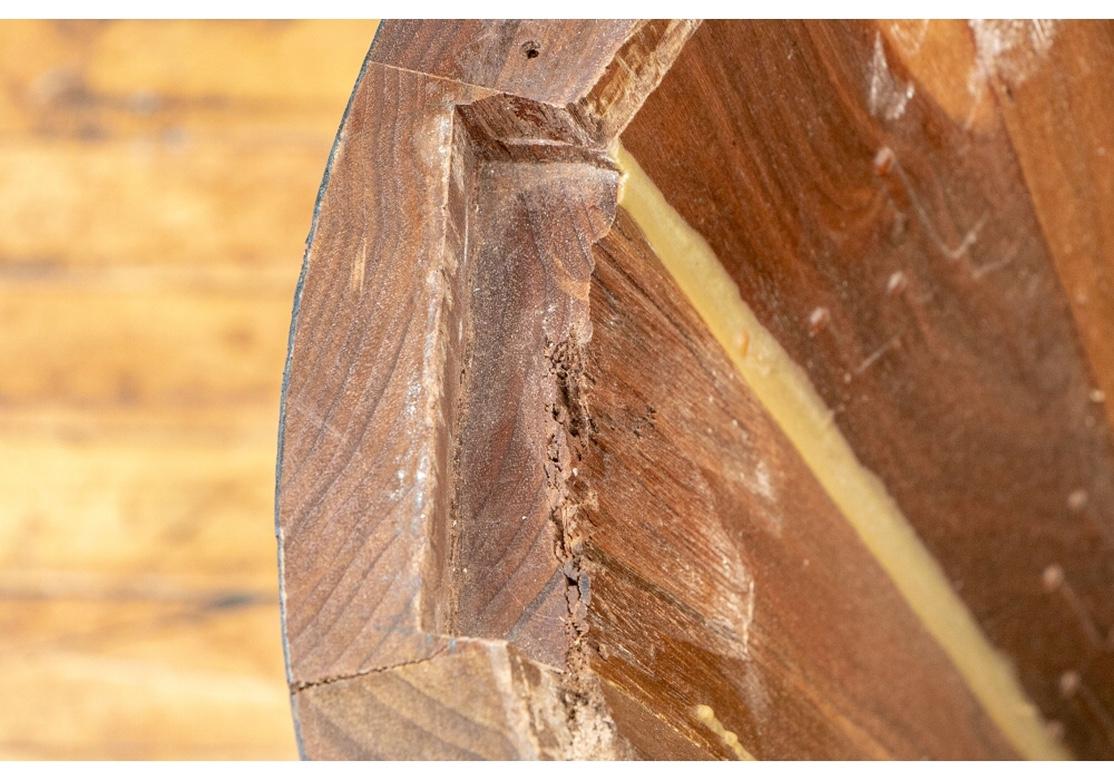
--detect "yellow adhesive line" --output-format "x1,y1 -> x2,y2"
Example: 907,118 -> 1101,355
615,143 -> 1068,760
694,704 -> 756,760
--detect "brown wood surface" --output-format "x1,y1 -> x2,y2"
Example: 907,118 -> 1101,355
0,20 -> 375,758
584,210 -> 1015,758
278,20 -> 1114,759
620,20 -> 1114,759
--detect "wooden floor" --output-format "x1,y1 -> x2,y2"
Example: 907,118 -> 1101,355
0,20 -> 376,759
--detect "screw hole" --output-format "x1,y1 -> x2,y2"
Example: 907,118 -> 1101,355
522,41 -> 540,59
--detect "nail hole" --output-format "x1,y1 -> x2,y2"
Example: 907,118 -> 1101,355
522,41 -> 540,59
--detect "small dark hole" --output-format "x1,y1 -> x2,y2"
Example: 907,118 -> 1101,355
522,41 -> 540,59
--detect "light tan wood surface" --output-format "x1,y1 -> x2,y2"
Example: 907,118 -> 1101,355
0,19 -> 376,759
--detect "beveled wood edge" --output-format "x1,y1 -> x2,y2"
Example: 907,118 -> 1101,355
275,21 -> 385,692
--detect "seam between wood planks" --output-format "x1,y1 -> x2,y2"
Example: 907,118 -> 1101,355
614,141 -> 1070,761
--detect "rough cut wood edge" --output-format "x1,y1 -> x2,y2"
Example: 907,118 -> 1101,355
276,20 -> 385,696
276,21 -> 700,759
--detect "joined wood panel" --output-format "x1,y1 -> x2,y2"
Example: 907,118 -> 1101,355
621,20 -> 1114,758
582,209 -> 1016,759
277,19 -> 1114,760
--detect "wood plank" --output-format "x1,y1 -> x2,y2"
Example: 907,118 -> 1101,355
620,19 -> 1114,758
582,209 -> 1016,758
0,19 -> 376,759
296,639 -> 610,759
0,21 -> 375,139
0,281 -> 290,411
0,411 -> 278,591
0,143 -> 337,272
367,20 -> 638,104
278,61 -> 492,687
280,21 -> 657,758
990,21 -> 1114,432
0,600 -> 291,759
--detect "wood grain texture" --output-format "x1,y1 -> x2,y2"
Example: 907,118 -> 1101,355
279,20 -> 667,758
449,157 -> 617,670
279,63 -> 490,687
296,638 -> 612,759
0,19 -> 375,758
991,22 -> 1114,433
582,210 -> 1015,759
367,20 -> 638,105
620,20 -> 1114,758
279,19 -> 1114,760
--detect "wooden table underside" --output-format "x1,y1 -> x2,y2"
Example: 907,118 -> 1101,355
277,20 -> 1114,759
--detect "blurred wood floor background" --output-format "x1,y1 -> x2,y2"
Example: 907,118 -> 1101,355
0,20 -> 377,758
